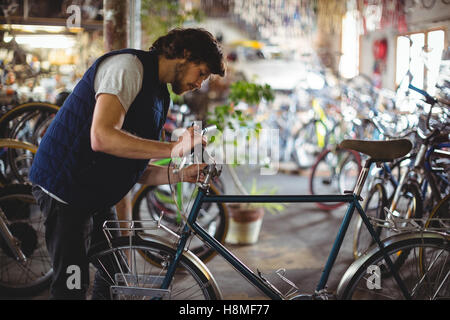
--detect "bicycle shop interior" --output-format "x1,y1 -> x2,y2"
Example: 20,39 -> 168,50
0,0 -> 449,303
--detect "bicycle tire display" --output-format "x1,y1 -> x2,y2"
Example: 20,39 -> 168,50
88,236 -> 221,300
0,102 -> 59,138
132,183 -> 228,263
309,147 -> 361,210
339,232 -> 449,299
0,183 -> 52,296
0,102 -> 59,185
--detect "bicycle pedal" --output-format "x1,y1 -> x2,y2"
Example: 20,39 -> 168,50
257,268 -> 300,299
257,269 -> 284,297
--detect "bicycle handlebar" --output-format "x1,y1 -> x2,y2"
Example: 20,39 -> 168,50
408,83 -> 437,105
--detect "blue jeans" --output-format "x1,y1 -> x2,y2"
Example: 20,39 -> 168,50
32,185 -> 120,300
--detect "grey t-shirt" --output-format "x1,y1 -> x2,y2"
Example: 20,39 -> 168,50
94,53 -> 144,112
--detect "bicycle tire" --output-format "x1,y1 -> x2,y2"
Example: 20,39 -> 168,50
0,183 -> 52,296
353,182 -> 388,260
338,231 -> 449,299
87,235 -> 222,300
309,147 -> 361,210
6,142 -> 36,184
421,0 -> 437,8
0,103 -> 59,184
377,180 -> 424,274
293,120 -> 328,169
132,183 -> 228,263
0,102 -> 59,137
424,193 -> 449,231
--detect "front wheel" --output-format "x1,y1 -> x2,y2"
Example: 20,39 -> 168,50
339,232 -> 450,299
88,236 -> 222,300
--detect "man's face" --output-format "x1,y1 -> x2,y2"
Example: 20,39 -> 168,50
171,61 -> 210,95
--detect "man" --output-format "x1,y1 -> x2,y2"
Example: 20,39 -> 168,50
29,28 -> 225,299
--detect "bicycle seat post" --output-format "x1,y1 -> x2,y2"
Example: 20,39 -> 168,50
353,158 -> 373,197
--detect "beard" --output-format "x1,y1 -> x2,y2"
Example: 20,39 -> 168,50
171,62 -> 189,95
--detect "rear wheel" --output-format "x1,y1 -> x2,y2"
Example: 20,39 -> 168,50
353,183 -> 387,259
339,232 -> 450,300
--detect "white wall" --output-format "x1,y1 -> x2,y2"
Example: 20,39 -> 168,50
359,3 -> 450,90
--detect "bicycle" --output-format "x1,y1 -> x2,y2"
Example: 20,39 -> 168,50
131,156 -> 228,264
353,83 -> 449,259
87,132 -> 449,300
0,182 -> 52,296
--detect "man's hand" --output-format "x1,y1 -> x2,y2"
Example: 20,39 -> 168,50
171,126 -> 207,158
177,163 -> 208,183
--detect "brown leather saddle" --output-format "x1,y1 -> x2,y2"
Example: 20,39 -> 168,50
339,139 -> 413,162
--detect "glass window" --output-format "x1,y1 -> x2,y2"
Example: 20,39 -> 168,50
395,28 -> 445,95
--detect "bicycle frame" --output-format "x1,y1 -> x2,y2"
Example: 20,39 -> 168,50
160,160 -> 411,299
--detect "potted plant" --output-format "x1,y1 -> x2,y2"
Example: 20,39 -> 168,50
206,80 -> 285,244
225,180 -> 285,245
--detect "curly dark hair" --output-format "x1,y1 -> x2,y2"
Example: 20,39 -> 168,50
150,28 -> 225,77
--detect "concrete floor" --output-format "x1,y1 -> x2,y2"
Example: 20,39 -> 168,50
0,166 -> 360,300
206,166 -> 357,300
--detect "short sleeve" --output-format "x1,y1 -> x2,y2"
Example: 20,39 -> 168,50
94,54 -> 144,112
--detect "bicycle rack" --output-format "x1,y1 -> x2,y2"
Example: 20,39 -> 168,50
365,207 -> 450,234
101,218 -> 180,300
111,273 -> 171,300
102,217 -> 180,247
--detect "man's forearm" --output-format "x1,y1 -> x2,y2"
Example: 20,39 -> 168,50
138,164 -> 180,185
91,126 -> 174,159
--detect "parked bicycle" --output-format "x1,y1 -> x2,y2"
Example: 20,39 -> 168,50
84,126 -> 448,300
353,83 -> 449,259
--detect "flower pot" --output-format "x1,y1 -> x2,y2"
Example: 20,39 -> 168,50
225,206 -> 264,245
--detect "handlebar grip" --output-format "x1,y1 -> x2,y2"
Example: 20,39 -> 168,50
408,84 -> 437,105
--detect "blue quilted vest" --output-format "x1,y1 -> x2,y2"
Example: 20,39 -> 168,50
29,49 -> 169,213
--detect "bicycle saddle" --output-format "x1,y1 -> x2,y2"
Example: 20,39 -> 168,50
339,139 -> 413,162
